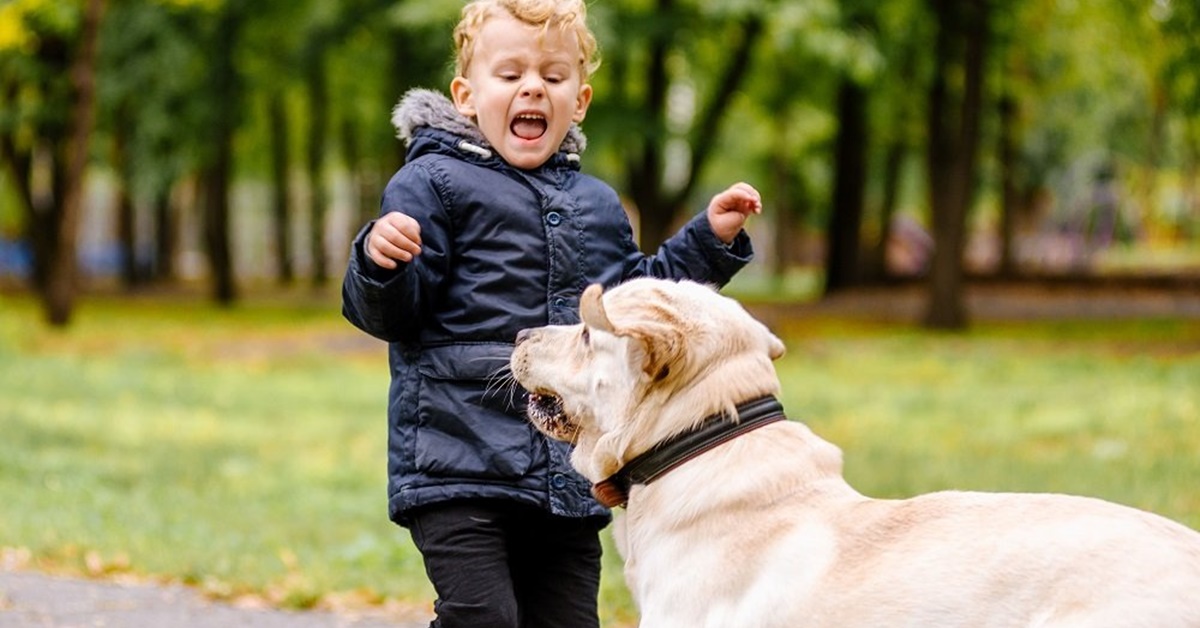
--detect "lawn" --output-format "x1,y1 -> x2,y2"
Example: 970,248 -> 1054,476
1,289 -> 1198,626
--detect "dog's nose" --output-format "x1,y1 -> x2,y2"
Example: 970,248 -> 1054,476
514,329 -> 531,346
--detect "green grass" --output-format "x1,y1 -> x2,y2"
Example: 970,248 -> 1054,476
2,290 -> 1198,625
774,317 -> 1200,526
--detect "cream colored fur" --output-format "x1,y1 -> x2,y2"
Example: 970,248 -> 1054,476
510,278 -> 1200,628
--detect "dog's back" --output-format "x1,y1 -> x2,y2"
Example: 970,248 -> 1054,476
633,420 -> 1200,628
814,487 -> 1200,627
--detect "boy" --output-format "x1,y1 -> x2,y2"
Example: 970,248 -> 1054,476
341,0 -> 762,626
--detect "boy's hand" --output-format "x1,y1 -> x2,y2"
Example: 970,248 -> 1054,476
706,182 -> 762,244
365,211 -> 423,269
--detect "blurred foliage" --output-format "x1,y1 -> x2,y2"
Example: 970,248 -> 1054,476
0,0 -> 1198,287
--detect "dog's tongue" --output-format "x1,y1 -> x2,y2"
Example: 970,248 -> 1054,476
512,117 -> 547,140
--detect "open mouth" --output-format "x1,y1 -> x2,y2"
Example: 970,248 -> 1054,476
511,114 -> 548,140
526,392 -> 577,441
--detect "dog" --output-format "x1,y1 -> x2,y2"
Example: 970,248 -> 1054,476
510,278 -> 1200,627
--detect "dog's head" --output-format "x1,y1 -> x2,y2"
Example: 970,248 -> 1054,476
510,278 -> 785,482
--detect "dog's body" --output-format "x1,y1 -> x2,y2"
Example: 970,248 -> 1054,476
510,278 -> 1200,628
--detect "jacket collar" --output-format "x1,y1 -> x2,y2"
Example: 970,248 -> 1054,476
391,88 -> 587,164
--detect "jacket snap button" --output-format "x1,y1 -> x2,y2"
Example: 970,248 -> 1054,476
551,474 -> 568,489
545,211 -> 562,226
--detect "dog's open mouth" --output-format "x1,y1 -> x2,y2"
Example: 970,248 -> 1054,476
526,392 -> 578,441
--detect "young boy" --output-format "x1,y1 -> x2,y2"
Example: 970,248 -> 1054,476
341,0 -> 762,625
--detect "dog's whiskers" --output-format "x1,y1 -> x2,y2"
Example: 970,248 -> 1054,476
484,364 -> 525,410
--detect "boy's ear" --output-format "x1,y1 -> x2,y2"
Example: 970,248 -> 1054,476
450,77 -> 476,118
572,83 -> 593,123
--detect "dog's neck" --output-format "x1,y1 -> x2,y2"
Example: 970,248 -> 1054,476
592,396 -> 786,508
642,362 -> 780,446
577,348 -> 782,485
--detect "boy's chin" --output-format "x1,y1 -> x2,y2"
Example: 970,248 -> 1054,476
498,140 -> 558,170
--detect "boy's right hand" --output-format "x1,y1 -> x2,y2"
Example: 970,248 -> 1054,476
365,211 -> 423,269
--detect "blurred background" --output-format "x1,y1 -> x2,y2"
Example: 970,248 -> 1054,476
1,1 -> 1198,625
1,0 -> 1198,328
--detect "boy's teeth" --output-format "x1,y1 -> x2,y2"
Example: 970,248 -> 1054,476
512,115 -> 548,140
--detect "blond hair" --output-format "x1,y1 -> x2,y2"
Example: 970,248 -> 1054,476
453,0 -> 600,81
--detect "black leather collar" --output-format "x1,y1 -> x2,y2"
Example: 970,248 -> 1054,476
591,396 -> 786,508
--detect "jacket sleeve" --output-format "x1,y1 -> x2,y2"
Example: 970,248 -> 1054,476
626,211 -> 754,288
341,162 -> 452,343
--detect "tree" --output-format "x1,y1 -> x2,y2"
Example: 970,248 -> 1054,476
1156,0 -> 1200,236
43,0 -> 105,326
0,0 -> 107,325
95,1 -> 213,286
824,76 -> 869,294
267,92 -> 294,284
591,1 -> 762,250
823,1 -> 878,295
302,32 -> 331,287
198,0 -> 243,305
864,0 -> 926,282
923,0 -> 990,329
1,4 -> 79,299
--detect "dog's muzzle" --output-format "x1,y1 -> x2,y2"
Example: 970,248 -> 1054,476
525,392 -> 578,441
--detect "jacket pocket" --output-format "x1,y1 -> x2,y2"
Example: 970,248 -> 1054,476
413,343 -> 535,480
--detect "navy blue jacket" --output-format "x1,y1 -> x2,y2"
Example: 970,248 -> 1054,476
341,89 -> 754,526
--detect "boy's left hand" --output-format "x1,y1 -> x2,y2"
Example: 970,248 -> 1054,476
706,182 -> 762,244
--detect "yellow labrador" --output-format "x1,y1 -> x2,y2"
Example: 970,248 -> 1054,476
510,278 -> 1200,628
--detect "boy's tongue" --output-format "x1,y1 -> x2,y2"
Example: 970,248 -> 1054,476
512,117 -> 547,140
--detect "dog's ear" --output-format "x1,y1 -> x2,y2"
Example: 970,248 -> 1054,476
630,323 -> 687,382
580,284 -> 615,333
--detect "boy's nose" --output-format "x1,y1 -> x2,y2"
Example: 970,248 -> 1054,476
520,79 -> 545,98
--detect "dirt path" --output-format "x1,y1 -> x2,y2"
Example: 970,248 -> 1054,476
0,570 -> 431,628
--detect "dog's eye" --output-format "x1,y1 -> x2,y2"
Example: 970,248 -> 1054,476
581,327 -> 590,345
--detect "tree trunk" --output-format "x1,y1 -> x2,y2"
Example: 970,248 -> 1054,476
203,1 -> 241,306
871,140 -> 906,280
25,145 -> 65,294
923,0 -> 989,330
306,50 -> 329,286
43,0 -> 106,326
152,188 -> 176,281
268,92 -> 294,285
824,78 -> 869,295
1,82 -> 40,289
869,38 -> 918,283
3,42 -> 60,294
997,93 -> 1019,276
769,148 -> 797,282
112,101 -> 141,288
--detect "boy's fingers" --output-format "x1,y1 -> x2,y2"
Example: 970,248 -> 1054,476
372,237 -> 414,264
391,213 -> 423,247
725,183 -> 762,213
366,215 -> 423,267
381,214 -> 423,254
366,241 -> 398,269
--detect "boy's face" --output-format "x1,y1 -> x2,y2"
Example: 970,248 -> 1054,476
450,14 -> 593,170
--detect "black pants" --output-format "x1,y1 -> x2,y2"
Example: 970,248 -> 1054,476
409,500 -> 604,628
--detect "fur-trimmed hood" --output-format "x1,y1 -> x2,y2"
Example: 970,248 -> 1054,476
390,88 -> 588,159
